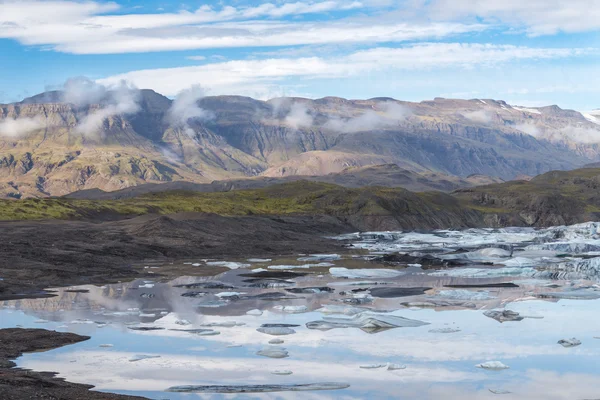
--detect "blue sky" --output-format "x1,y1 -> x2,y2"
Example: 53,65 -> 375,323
0,0 -> 599,110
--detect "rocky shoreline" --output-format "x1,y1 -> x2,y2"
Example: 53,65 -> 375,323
0,328 -> 145,399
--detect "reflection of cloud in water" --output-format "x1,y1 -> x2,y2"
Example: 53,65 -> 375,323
6,222 -> 600,398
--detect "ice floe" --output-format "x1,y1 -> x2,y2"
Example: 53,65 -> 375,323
256,347 -> 289,358
330,268 -> 405,279
166,383 -> 350,393
437,290 -> 496,301
476,361 -> 510,370
273,305 -> 308,313
298,254 -> 341,262
558,338 -> 582,347
306,312 -> 429,333
205,261 -> 251,269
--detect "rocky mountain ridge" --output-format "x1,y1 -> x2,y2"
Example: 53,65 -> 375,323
1,89 -> 599,198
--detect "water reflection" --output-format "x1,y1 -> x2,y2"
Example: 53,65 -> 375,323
2,224 -> 600,399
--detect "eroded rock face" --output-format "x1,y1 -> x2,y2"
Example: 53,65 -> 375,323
2,92 -> 597,199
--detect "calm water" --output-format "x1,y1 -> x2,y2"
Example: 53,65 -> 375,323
3,224 -> 600,399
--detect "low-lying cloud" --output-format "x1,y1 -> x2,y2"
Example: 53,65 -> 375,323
166,85 -> 214,137
324,101 -> 411,132
0,116 -> 45,137
462,109 -> 493,123
69,78 -> 141,137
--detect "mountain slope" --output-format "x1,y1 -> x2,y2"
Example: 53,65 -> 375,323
1,90 -> 599,198
65,164 -> 503,201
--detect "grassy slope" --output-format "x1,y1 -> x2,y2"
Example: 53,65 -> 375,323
3,168 -> 600,228
453,167 -> 600,225
0,181 -> 471,223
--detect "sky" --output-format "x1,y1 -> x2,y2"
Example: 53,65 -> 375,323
0,0 -> 599,110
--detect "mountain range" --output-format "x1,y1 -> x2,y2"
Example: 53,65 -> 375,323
1,88 -> 599,199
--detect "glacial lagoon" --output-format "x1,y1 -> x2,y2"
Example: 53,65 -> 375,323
3,223 -> 600,399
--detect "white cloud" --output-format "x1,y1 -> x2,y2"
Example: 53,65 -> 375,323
428,0 -> 600,36
324,101 -> 411,132
0,1 -> 481,54
462,110 -> 493,123
73,80 -> 141,137
98,44 -> 594,98
0,116 -> 45,137
166,85 -> 214,137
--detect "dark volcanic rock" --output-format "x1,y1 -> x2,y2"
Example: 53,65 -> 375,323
0,328 -> 143,399
285,287 -> 334,294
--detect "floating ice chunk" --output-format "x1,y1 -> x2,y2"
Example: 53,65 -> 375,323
128,326 -> 164,331
269,338 -> 285,344
478,248 -> 512,257
476,361 -> 509,370
328,280 -> 380,286
286,287 -> 334,294
497,257 -> 538,267
273,305 -> 308,313
330,268 -> 405,279
215,292 -> 244,298
138,283 -> 155,288
430,267 -> 536,278
99,344 -> 114,348
484,310 -> 524,323
198,330 -> 220,336
139,313 -> 156,318
307,312 -> 428,333
130,354 -> 161,362
198,300 -> 230,308
537,291 -> 600,300
489,389 -> 512,395
298,254 -> 341,262
269,263 -> 334,270
257,327 -> 296,336
252,268 -> 268,273
246,309 -> 263,316
387,363 -> 407,370
248,258 -> 272,263
429,328 -> 461,333
256,347 -> 289,358
181,291 -> 207,298
206,261 -> 251,269
199,321 -> 245,327
526,242 -> 600,253
437,290 -> 495,301
558,338 -> 581,347
70,319 -> 95,324
272,370 -> 293,375
166,382 -> 350,393
360,364 -> 386,369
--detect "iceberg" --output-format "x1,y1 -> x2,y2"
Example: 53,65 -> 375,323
330,268 -> 405,279
306,312 -> 429,333
257,326 -> 296,336
298,254 -> 341,262
429,267 -> 537,278
476,361 -> 509,370
166,382 -> 350,393
483,310 -> 524,323
256,347 -> 289,358
273,305 -> 308,313
558,338 -> 582,347
206,261 -> 251,269
437,290 -> 495,301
